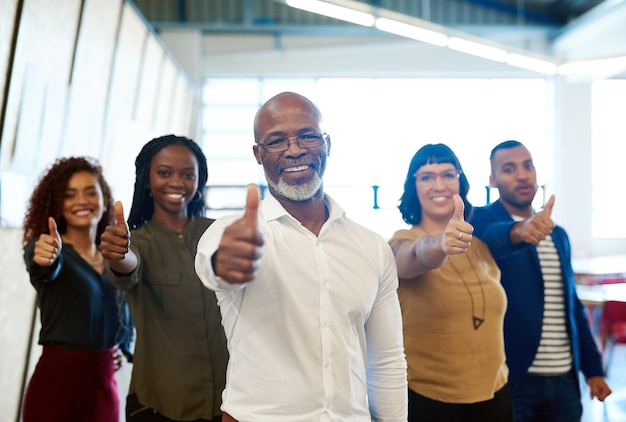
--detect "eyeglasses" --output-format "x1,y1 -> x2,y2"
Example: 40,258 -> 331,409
258,133 -> 328,153
415,170 -> 461,187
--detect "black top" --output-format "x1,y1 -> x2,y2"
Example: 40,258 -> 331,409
24,239 -> 131,351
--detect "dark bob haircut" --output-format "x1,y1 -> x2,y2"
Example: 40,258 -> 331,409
398,143 -> 473,225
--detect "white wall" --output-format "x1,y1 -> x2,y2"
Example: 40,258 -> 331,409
552,79 -> 596,257
0,228 -> 34,421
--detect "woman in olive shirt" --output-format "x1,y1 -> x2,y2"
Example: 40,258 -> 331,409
101,135 -> 228,422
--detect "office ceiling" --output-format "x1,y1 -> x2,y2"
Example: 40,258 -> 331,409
133,0 -> 606,34
132,0 -> 625,76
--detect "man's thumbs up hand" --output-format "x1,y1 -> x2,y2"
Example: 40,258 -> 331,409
215,184 -> 265,284
518,194 -> 556,245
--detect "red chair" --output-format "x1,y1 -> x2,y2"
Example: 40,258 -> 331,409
599,300 -> 626,375
598,276 -> 626,285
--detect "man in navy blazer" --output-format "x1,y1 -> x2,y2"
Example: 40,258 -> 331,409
471,140 -> 611,422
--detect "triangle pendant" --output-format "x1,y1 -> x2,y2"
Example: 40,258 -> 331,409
473,317 -> 484,330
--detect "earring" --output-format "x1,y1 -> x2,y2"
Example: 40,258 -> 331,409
193,191 -> 203,203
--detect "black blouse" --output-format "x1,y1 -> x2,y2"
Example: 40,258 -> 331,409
24,239 -> 131,351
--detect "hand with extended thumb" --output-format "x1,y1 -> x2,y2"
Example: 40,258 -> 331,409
216,184 -> 265,284
518,194 -> 556,245
33,217 -> 62,266
542,194 -> 555,219
101,201 -> 131,262
242,183 -> 260,231
442,195 -> 474,256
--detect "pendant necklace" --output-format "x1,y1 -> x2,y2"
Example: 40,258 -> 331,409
448,256 -> 486,330
420,225 -> 486,330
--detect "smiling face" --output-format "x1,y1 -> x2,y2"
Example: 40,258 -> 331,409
415,162 -> 460,225
253,93 -> 330,203
490,145 -> 537,216
148,143 -> 199,220
62,171 -> 105,231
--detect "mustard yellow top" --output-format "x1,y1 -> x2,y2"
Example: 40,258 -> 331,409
389,229 -> 508,403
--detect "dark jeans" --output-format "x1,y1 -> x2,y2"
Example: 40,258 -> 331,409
509,370 -> 583,422
126,394 -> 221,422
408,384 -> 514,422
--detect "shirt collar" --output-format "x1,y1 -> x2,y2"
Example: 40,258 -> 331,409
261,191 -> 346,224
147,216 -> 196,236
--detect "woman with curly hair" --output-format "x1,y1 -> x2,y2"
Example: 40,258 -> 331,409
22,156 -> 132,422
100,135 -> 228,422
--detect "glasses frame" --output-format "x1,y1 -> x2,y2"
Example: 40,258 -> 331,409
258,132 -> 329,154
414,169 -> 462,187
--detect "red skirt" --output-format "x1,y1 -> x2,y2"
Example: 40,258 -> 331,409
23,345 -> 120,422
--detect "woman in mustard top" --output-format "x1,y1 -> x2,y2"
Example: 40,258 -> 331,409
389,144 -> 512,422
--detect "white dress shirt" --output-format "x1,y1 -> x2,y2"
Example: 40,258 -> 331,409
195,193 -> 407,422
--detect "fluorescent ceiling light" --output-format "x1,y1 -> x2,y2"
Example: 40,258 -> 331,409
506,53 -> 558,75
283,0 -> 560,75
375,17 -> 448,46
448,37 -> 507,62
558,56 -> 626,75
285,0 -> 375,27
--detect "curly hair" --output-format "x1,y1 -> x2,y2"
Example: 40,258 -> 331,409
127,134 -> 208,230
22,157 -> 114,245
398,143 -> 473,226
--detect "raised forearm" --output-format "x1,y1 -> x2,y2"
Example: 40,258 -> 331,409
392,236 -> 447,279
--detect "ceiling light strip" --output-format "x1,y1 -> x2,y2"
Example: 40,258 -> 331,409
559,56 -> 626,75
447,37 -> 508,62
506,53 -> 558,75
283,0 -> 569,75
285,0 -> 375,27
375,17 -> 448,46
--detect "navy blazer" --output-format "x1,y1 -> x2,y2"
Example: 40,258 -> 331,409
471,200 -> 604,384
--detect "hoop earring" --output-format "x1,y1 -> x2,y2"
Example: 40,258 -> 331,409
193,191 -> 203,203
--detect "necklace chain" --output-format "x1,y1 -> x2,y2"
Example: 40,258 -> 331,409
447,257 -> 486,330
80,249 -> 104,266
61,236 -> 104,266
419,225 -> 486,330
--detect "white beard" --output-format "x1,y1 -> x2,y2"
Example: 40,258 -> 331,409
267,172 -> 322,201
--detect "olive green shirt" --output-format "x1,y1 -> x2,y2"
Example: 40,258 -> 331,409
107,217 -> 228,420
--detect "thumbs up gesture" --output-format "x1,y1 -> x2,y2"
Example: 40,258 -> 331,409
215,184 -> 265,284
517,194 -> 556,245
100,201 -> 132,262
441,194 -> 474,256
33,217 -> 62,266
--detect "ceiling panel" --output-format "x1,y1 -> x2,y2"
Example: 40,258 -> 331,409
132,0 -> 606,29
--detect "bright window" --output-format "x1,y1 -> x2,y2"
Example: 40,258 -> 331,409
202,77 -> 551,238
591,80 -> 626,238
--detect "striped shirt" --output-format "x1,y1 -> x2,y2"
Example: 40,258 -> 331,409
528,235 -> 573,375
